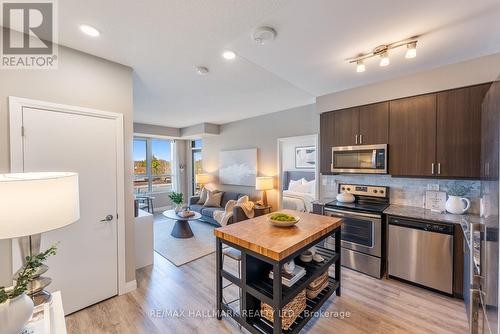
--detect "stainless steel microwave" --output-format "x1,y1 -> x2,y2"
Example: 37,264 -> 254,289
331,144 -> 387,174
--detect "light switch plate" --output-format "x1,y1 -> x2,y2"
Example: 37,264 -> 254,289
427,183 -> 439,191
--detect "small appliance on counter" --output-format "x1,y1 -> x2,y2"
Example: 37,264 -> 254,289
323,183 -> 389,278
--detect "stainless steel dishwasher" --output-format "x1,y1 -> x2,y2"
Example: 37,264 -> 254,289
388,217 -> 454,294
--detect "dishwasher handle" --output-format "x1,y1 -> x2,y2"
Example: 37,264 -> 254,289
388,217 -> 454,235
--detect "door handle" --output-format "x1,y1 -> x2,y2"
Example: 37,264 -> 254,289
437,163 -> 441,175
355,134 -> 358,145
359,134 -> 363,144
100,214 -> 113,223
431,163 -> 435,175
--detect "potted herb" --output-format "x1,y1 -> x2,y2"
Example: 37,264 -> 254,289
0,245 -> 56,334
169,192 -> 184,213
446,183 -> 471,215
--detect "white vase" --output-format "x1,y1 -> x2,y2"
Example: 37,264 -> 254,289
0,293 -> 34,334
445,195 -> 471,215
174,203 -> 182,213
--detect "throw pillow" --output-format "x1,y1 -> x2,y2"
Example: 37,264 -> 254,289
305,179 -> 316,193
197,187 -> 208,204
204,190 -> 223,207
289,178 -> 306,192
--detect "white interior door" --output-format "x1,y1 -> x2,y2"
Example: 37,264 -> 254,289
13,107 -> 119,314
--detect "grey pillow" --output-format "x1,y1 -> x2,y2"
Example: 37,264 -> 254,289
197,187 -> 208,204
204,190 -> 223,207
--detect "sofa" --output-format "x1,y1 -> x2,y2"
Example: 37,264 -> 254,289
189,191 -> 258,226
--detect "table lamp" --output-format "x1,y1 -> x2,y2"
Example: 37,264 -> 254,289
256,176 -> 273,206
195,173 -> 210,189
0,172 -> 80,305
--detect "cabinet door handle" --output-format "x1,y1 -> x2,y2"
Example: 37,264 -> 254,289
437,163 -> 441,175
431,163 -> 435,175
359,134 -> 363,144
355,134 -> 358,145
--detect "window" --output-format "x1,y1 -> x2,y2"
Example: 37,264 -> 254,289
191,139 -> 203,194
134,138 -> 174,194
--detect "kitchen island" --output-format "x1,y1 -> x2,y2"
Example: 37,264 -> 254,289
214,210 -> 342,334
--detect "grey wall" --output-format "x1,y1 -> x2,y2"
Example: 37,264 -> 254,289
202,104 -> 318,209
317,52 -> 500,112
134,123 -> 180,138
0,40 -> 135,285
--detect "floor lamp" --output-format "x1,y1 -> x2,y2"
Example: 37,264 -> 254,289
0,172 -> 80,305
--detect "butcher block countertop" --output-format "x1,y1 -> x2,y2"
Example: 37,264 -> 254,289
214,209 -> 342,261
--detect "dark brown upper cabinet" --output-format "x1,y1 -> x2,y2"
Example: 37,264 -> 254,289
320,111 -> 336,174
436,84 -> 490,178
389,94 -> 437,177
358,102 -> 389,145
331,107 -> 359,147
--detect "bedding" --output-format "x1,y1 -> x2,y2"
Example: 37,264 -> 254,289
282,190 -> 315,212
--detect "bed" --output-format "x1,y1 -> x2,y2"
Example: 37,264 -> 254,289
281,171 -> 316,212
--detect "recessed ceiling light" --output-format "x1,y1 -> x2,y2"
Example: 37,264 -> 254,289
79,24 -> 100,37
222,50 -> 236,60
195,66 -> 209,75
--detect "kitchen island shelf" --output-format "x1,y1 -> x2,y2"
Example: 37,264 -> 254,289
247,277 -> 339,334
247,246 -> 339,306
214,210 -> 343,334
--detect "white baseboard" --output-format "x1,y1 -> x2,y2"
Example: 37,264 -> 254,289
120,280 -> 137,294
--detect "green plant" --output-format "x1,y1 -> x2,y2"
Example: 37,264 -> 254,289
448,183 -> 470,197
168,192 -> 184,205
0,245 -> 57,304
269,213 -> 296,222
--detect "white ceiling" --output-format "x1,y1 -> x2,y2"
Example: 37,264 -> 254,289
57,0 -> 500,127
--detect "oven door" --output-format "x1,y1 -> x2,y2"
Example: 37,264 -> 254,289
324,208 -> 382,257
331,144 -> 387,174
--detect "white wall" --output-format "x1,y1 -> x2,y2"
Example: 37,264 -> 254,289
202,104 -> 319,209
317,52 -> 500,112
0,39 -> 135,285
282,137 -> 316,172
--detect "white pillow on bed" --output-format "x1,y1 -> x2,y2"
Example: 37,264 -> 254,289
288,178 -> 315,193
288,178 -> 305,191
305,179 -> 316,193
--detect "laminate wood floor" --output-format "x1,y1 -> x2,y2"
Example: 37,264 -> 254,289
66,251 -> 468,334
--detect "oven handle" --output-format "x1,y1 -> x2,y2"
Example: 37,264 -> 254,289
324,207 -> 381,219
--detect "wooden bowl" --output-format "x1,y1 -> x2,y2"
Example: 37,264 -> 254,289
267,215 -> 300,227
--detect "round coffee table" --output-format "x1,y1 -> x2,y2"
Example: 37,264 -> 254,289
162,210 -> 202,239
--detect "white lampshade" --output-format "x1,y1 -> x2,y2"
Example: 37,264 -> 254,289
0,172 -> 80,239
195,173 -> 210,184
256,176 -> 274,191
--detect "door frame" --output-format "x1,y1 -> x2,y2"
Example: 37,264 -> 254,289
8,96 -> 129,295
276,134 -> 319,210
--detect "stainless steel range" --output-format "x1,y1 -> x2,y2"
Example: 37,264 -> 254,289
323,184 -> 389,278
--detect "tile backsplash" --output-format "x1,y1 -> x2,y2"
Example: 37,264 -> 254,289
321,174 -> 481,214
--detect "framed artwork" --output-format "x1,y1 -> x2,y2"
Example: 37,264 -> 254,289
295,146 -> 316,169
219,148 -> 257,186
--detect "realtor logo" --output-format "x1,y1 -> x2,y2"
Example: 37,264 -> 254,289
1,0 -> 58,69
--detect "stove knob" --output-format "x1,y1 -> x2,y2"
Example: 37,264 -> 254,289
341,187 -> 345,191
347,187 -> 351,191
373,190 -> 378,194
380,190 -> 384,194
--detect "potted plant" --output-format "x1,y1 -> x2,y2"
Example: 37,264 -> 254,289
169,192 -> 184,213
446,183 -> 471,215
0,245 -> 56,334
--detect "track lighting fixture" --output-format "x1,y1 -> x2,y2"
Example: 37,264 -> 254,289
346,38 -> 418,72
